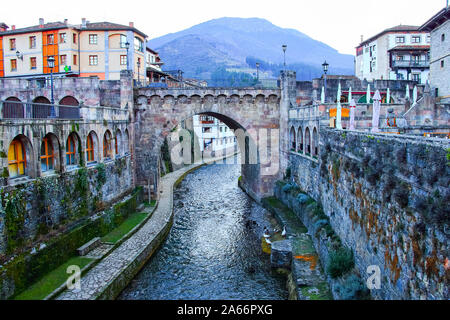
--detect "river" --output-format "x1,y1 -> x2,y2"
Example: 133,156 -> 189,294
118,158 -> 287,300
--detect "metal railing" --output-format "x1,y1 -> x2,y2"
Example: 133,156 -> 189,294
0,100 -> 80,120
392,60 -> 430,68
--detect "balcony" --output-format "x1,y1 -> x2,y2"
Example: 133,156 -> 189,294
1,100 -> 80,120
392,60 -> 430,68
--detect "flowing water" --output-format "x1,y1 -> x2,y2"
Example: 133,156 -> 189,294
118,158 -> 287,300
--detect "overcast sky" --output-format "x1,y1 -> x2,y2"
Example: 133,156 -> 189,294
3,0 -> 446,55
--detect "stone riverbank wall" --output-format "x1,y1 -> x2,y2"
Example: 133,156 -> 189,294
286,127 -> 449,300
0,156 -> 138,299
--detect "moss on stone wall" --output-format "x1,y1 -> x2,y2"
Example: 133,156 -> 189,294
3,189 -> 27,254
0,186 -> 143,299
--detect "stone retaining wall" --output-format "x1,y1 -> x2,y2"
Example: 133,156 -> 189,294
288,128 -> 449,300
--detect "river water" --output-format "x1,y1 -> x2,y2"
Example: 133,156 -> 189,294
118,158 -> 287,300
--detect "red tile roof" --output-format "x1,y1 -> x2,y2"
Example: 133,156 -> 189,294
0,21 -> 147,38
357,25 -> 426,47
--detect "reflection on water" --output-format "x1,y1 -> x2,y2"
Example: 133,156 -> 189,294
118,158 -> 287,300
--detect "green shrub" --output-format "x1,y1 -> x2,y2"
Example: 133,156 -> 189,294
327,247 -> 354,279
336,274 -> 370,300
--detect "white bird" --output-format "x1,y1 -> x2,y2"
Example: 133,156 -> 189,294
265,238 -> 272,245
281,226 -> 287,237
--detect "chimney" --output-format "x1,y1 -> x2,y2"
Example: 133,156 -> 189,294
129,22 -> 134,28
81,18 -> 86,28
64,19 -> 68,25
360,35 -> 364,43
12,25 -> 15,30
39,18 -> 44,28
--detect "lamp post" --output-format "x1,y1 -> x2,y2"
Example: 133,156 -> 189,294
322,60 -> 329,103
256,62 -> 260,84
137,59 -> 141,85
282,45 -> 287,70
125,41 -> 130,71
47,55 -> 56,117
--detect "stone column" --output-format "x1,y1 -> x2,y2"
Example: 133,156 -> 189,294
120,70 -> 134,110
279,71 -> 296,179
120,69 -> 136,190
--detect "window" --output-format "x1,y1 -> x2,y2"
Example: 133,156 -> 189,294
73,54 -> 77,65
11,59 -> 17,71
442,34 -> 445,42
134,37 -> 144,52
411,36 -> 421,43
30,57 -> 36,69
103,131 -> 112,159
40,138 -> 54,172
396,36 -> 405,44
396,55 -> 404,61
120,35 -> 127,48
73,33 -> 77,44
66,135 -> 76,165
426,35 -> 431,43
29,36 -> 36,49
47,34 -> 54,44
202,127 -> 211,133
9,38 -> 16,51
89,34 -> 98,45
60,55 -> 67,66
8,139 -> 26,177
59,33 -> 66,43
120,55 -> 127,65
115,136 -> 119,155
442,60 -> 445,68
89,55 -> 98,66
86,134 -> 95,162
412,74 -> 420,82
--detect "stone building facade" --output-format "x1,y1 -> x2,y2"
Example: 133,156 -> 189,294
420,7 -> 450,103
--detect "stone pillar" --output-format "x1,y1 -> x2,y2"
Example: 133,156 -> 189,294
120,70 -> 136,190
279,71 -> 297,179
120,70 -> 134,110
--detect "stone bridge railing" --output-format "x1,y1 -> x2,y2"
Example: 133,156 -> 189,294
134,87 -> 281,105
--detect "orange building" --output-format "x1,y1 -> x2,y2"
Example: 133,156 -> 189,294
0,18 -> 148,81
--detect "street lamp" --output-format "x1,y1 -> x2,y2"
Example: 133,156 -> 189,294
282,45 -> 287,70
322,60 -> 329,103
256,62 -> 260,83
125,41 -> 130,70
47,55 -> 56,117
137,59 -> 141,85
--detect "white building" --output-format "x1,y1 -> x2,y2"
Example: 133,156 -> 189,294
193,115 -> 236,153
420,7 -> 450,102
355,25 -> 430,84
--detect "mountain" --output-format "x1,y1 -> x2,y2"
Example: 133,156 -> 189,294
149,17 -> 354,80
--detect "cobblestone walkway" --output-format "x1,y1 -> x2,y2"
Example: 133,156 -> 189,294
56,163 -> 200,300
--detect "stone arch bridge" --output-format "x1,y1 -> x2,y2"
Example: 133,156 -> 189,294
133,86 -> 285,200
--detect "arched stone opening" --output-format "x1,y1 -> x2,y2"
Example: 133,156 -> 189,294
305,127 -> 311,156
3,96 -> 23,118
7,134 -> 35,178
297,127 -> 303,153
40,133 -> 61,173
290,126 -> 296,151
66,132 -> 82,168
86,130 -> 99,164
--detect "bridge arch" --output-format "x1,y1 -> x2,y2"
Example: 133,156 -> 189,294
134,88 -> 281,200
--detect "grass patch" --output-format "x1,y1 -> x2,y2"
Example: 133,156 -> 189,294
14,256 -> 92,300
101,211 -> 148,244
300,282 -> 333,300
